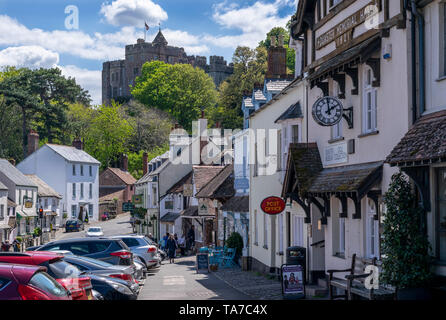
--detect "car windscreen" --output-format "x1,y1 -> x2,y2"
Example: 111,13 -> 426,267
88,228 -> 101,232
29,271 -> 69,297
47,260 -> 81,279
121,237 -> 140,247
143,237 -> 155,246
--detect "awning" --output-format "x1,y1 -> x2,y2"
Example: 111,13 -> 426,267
17,210 -> 38,218
179,206 -> 214,219
160,212 -> 181,223
307,161 -> 384,198
275,102 -> 303,123
386,110 -> 446,167
0,224 -> 11,230
44,211 -> 58,217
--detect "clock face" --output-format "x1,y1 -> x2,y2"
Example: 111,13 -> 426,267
312,96 -> 343,126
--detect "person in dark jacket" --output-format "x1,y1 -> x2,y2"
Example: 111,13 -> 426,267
187,225 -> 195,253
166,234 -> 178,264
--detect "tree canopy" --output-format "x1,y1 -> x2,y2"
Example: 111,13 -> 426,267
131,61 -> 217,131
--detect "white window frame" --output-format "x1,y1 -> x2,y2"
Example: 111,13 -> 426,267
71,205 -> 77,218
89,166 -> 92,176
80,183 -> 84,199
80,165 -> 84,176
72,183 -> 76,198
89,183 -> 93,199
72,164 -> 76,176
362,66 -> 378,134
366,199 -> 380,258
0,204 -> 4,220
88,204 -> 93,218
339,217 -> 346,255
293,216 -> 304,247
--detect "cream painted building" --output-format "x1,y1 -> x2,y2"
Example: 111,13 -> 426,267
287,0 -> 414,285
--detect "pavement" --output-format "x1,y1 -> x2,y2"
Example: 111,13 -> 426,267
138,256 -> 252,300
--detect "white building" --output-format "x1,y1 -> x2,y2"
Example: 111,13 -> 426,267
0,181 -> 9,241
17,144 -> 100,222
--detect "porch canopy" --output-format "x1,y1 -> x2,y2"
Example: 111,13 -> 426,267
282,143 -> 383,224
160,212 -> 181,224
386,110 -> 446,211
17,209 -> 38,218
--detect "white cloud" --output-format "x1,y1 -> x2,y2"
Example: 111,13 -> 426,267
58,65 -> 102,105
100,0 -> 168,27
0,46 -> 59,69
161,29 -> 210,55
208,0 -> 293,48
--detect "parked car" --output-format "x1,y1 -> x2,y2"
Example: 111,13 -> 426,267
65,219 -> 85,232
0,252 -> 93,300
25,245 -> 42,251
60,254 -> 140,294
86,227 -> 104,237
86,274 -> 137,300
110,235 -> 160,269
0,264 -> 72,300
36,238 -> 134,266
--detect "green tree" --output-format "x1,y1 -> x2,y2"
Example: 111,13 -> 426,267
128,145 -> 169,180
0,95 -> 22,160
381,172 -> 433,289
131,61 -> 217,131
84,102 -> 133,169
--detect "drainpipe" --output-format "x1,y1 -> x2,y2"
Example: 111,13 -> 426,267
410,0 -> 426,121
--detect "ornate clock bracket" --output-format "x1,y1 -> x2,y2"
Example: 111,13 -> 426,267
342,107 -> 353,129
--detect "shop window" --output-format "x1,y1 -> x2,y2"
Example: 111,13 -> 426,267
362,66 -> 378,134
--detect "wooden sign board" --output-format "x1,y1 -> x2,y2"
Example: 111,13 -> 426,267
316,0 -> 381,50
196,253 -> 209,274
183,184 -> 193,197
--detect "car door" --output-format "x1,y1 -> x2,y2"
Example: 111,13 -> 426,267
62,242 -> 90,256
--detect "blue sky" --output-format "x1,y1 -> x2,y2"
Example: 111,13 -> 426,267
0,0 -> 297,103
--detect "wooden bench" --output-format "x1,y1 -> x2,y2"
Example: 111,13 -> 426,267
327,254 -> 395,300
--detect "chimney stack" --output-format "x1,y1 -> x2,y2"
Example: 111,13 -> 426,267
266,35 -> 287,79
121,154 -> 128,172
8,159 -> 16,166
27,130 -> 39,156
143,152 -> 148,175
72,138 -> 83,150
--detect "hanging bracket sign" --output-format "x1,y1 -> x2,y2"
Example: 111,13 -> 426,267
261,196 -> 285,215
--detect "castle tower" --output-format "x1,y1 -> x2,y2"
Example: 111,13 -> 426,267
153,29 -> 168,47
266,35 -> 288,79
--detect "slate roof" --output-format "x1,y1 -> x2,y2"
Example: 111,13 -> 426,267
136,158 -> 170,184
282,143 -> 323,198
25,175 -> 62,198
253,89 -> 266,102
0,181 -> 6,190
243,96 -> 254,108
265,79 -> 293,93
46,144 -> 100,164
275,102 -> 303,123
180,206 -> 198,217
153,30 -> 168,46
100,189 -> 125,202
308,161 -> 383,197
166,171 -> 193,194
386,110 -> 446,165
107,168 -> 137,185
0,159 -> 37,187
160,212 -> 181,223
221,196 -> 249,213
195,164 -> 234,199
193,166 -> 224,192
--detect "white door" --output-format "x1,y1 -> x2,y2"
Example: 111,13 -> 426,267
366,199 -> 379,258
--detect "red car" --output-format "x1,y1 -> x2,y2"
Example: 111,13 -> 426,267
0,264 -> 72,300
0,252 -> 94,300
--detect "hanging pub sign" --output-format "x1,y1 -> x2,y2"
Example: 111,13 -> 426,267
261,196 -> 285,215
132,194 -> 142,205
183,184 -> 193,197
24,197 -> 33,209
198,201 -> 208,216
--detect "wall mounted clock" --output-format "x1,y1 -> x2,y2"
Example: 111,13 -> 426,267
312,96 -> 344,126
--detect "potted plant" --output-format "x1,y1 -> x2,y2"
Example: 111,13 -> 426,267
225,232 -> 244,265
381,172 -> 433,300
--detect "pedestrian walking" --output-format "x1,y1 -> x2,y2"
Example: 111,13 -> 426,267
12,239 -> 20,252
178,234 -> 186,256
166,234 -> 178,264
187,225 -> 195,254
1,240 -> 11,252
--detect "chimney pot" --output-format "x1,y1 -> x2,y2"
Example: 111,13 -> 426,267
8,158 -> 16,166
143,152 -> 148,175
201,110 -> 205,119
121,154 -> 129,172
72,138 -> 83,150
27,130 -> 39,156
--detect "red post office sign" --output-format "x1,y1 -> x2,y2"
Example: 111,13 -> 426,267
261,196 -> 286,215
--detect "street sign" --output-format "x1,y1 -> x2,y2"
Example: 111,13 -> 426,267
261,196 -> 285,215
196,253 -> 209,274
234,178 -> 249,190
183,184 -> 193,197
281,264 -> 305,299
122,202 -> 135,213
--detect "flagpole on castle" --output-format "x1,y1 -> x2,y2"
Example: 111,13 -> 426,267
144,21 -> 149,42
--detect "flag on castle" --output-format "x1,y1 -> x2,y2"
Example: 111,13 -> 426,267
145,22 -> 149,31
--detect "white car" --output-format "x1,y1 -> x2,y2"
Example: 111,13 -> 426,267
86,227 -> 104,237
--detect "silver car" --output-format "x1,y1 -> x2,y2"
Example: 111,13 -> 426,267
111,235 -> 161,269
